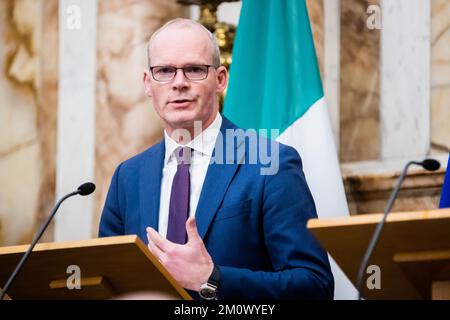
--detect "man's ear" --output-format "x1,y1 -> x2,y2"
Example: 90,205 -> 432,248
216,66 -> 228,93
143,70 -> 153,97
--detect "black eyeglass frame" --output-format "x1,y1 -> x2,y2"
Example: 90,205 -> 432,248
149,64 -> 217,82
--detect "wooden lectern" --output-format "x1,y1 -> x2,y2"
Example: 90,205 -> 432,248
0,235 -> 191,300
307,208 -> 450,300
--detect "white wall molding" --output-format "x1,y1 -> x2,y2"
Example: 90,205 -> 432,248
55,0 -> 98,241
380,0 -> 431,160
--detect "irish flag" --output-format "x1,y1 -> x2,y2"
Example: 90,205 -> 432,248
223,0 -> 356,299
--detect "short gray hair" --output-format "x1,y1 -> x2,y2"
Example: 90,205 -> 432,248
147,18 -> 221,69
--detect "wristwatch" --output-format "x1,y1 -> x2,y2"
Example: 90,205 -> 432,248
199,264 -> 220,300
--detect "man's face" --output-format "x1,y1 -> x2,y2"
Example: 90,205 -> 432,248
144,26 -> 228,134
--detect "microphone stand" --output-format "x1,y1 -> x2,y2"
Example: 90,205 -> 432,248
0,184 -> 94,300
356,161 -> 422,300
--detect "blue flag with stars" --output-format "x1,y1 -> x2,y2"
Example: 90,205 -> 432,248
440,154 -> 450,208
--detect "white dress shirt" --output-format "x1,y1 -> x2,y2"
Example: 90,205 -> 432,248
158,112 -> 223,238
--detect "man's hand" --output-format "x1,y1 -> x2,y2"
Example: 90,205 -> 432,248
146,217 -> 214,291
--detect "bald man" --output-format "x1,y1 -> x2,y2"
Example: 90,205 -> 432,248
99,18 -> 334,300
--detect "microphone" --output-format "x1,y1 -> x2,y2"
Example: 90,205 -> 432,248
421,159 -> 441,171
78,182 -> 96,196
356,159 -> 440,300
0,182 -> 96,300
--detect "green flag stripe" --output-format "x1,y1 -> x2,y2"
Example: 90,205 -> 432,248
223,0 -> 323,136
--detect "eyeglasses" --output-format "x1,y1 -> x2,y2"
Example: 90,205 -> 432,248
149,64 -> 216,82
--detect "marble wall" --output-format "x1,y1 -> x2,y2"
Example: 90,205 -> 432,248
1,0 -> 450,246
295,0 -> 447,215
339,0 -> 449,163
38,0 -> 59,242
306,0 -> 324,80
0,0 -> 58,246
342,155 -> 447,214
340,0 -> 380,162
0,0 -> 187,245
93,0 -> 187,231
431,0 -> 450,154
380,0 -> 431,160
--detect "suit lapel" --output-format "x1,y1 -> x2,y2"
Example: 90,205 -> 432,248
139,141 -> 165,238
195,116 -> 245,239
138,116 -> 245,241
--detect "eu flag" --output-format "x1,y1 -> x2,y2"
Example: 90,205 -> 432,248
439,154 -> 450,208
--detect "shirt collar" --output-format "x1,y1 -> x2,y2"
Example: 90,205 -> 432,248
164,112 -> 222,165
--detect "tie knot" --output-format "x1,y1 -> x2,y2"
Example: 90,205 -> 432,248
174,147 -> 192,165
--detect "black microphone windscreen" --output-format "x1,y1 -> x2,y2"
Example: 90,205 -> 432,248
421,159 -> 440,171
78,182 -> 96,196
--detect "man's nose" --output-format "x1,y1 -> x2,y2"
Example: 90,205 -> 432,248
172,69 -> 189,90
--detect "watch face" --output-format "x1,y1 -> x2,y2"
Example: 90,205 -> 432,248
199,286 -> 217,300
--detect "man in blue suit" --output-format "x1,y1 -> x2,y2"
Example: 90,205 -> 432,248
99,18 -> 333,300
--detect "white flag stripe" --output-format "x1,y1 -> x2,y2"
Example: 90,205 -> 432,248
277,97 -> 358,299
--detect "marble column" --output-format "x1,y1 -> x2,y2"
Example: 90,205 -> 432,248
308,0 -> 343,148
380,0 -> 431,160
54,0 -> 98,241
431,0 -> 450,154
324,0 -> 341,147
94,0 -> 187,233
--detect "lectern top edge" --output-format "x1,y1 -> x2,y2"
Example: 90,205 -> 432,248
307,208 -> 450,229
0,235 -> 140,255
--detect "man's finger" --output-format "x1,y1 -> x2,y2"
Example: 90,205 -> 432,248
147,231 -> 164,261
147,227 -> 172,252
186,217 -> 200,243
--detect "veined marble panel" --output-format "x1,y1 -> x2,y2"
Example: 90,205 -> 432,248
340,0 -> 380,162
37,0 -> 59,242
93,0 -> 188,233
431,0 -> 450,154
306,0 -> 324,80
0,0 -> 58,245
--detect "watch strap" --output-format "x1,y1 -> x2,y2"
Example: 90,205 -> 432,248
208,264 -> 220,287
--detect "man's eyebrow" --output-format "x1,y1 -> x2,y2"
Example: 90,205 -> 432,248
153,62 -> 211,66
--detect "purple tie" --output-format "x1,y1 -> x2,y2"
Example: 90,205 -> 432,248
167,147 -> 191,244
